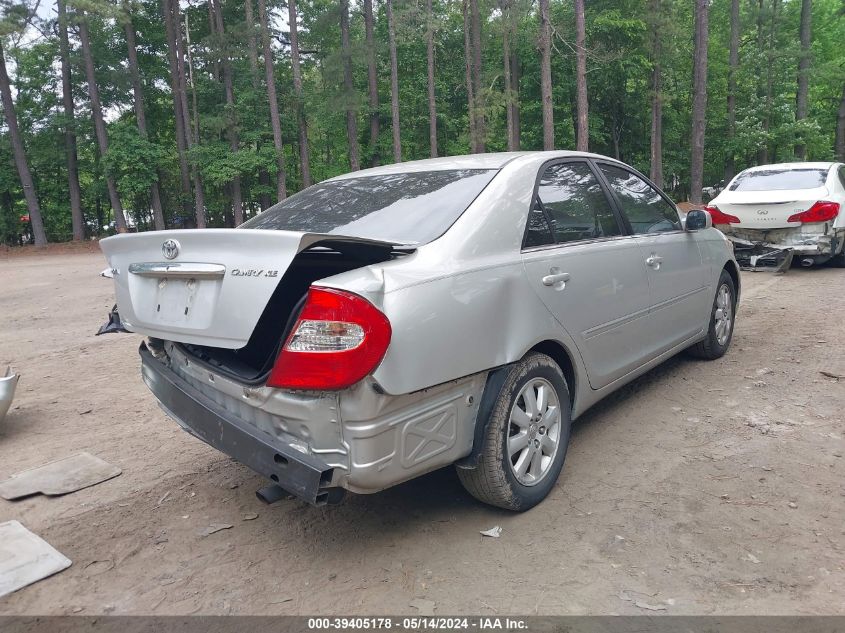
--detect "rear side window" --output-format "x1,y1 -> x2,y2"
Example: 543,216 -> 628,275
729,168 -> 828,191
536,162 -> 621,243
524,200 -> 555,248
599,164 -> 681,234
240,169 -> 497,245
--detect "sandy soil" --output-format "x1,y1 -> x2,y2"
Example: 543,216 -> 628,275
0,249 -> 842,616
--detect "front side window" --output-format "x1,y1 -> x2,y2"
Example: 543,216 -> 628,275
536,162 -> 621,244
599,164 -> 681,234
240,169 -> 497,245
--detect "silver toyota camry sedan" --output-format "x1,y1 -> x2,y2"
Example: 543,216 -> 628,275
100,151 -> 739,511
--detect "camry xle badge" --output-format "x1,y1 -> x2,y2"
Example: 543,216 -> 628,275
756,209 -> 769,215
162,239 -> 180,260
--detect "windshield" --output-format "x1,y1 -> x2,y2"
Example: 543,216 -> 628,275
729,168 -> 828,192
240,169 -> 498,244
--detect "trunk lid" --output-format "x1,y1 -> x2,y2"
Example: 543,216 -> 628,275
100,229 -> 403,349
716,187 -> 829,229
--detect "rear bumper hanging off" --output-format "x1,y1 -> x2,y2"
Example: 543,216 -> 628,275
730,241 -> 794,272
724,226 -> 844,271
139,343 -> 343,506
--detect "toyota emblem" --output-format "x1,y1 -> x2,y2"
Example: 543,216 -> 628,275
162,239 -> 180,260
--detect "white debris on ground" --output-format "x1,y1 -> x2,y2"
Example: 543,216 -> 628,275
0,520 -> 71,598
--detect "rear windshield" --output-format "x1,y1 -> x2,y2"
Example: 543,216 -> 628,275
729,168 -> 828,192
240,169 -> 497,244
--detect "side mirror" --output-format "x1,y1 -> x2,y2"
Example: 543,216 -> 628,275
685,209 -> 712,231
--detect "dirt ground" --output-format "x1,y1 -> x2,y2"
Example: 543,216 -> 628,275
0,248 -> 842,616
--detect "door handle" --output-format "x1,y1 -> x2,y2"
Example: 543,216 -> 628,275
645,254 -> 663,269
542,271 -> 570,287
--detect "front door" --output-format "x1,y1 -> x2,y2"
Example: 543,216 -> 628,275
597,163 -> 710,355
521,161 -> 652,390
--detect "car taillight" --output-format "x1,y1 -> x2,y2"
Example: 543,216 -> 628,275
787,201 -> 840,223
704,205 -> 740,225
267,287 -> 391,390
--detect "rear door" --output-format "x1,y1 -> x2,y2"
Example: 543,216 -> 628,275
596,162 -> 710,356
520,160 -> 652,390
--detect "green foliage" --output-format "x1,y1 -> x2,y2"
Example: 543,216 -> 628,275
0,0 -> 844,243
105,120 -> 164,199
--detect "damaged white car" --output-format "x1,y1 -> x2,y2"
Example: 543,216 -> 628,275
100,152 -> 739,511
706,162 -> 845,270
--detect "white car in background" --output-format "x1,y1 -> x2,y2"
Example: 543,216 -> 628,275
706,162 -> 845,269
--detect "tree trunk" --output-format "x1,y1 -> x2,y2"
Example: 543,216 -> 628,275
78,14 -> 127,232
244,0 -> 260,87
207,0 -> 220,81
574,0 -> 588,151
57,0 -> 84,241
258,0 -> 287,200
510,48 -> 520,149
762,0 -> 779,162
182,11 -> 207,227
539,0 -> 554,150
649,0 -> 663,188
836,82 -> 845,161
163,0 -> 194,223
470,0 -> 485,152
0,42 -> 47,245
340,0 -> 360,171
755,0 -> 767,164
124,10 -> 166,230
462,0 -> 477,151
363,0 -> 380,166
794,0 -> 811,159
689,0 -> 709,204
245,0 -> 272,203
501,0 -> 515,151
725,0 -> 739,182
257,168 -> 271,209
386,0 -> 401,162
288,0 -> 312,187
212,0 -> 244,224
611,112 -> 621,160
426,0 -> 437,158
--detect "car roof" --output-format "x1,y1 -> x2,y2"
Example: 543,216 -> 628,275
740,162 -> 839,172
327,151 -> 619,180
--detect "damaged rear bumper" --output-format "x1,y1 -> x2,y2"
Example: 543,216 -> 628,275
723,225 -> 844,270
140,340 -> 487,503
139,343 -> 342,505
730,241 -> 795,272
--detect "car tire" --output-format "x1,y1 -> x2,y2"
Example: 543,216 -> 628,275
687,269 -> 736,360
456,352 -> 572,511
